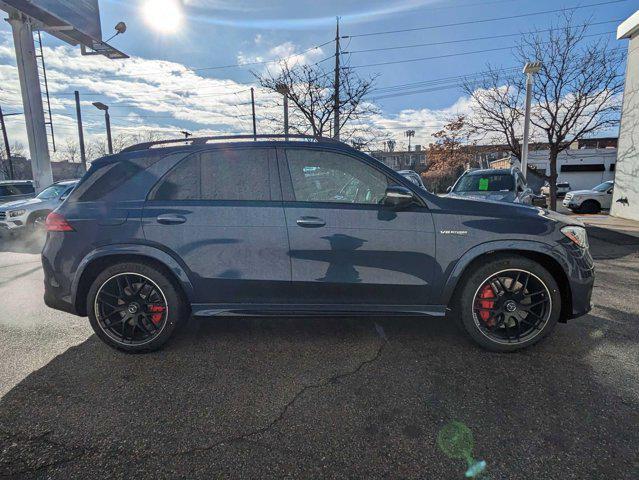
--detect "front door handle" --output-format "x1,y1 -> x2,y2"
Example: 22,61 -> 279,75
156,214 -> 186,225
296,216 -> 326,228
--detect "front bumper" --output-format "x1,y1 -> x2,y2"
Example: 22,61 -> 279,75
559,241 -> 595,320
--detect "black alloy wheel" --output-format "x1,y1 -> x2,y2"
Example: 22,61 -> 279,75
94,273 -> 169,346
471,269 -> 552,346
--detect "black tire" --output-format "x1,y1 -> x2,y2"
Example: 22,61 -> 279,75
87,261 -> 188,353
579,200 -> 601,214
453,254 -> 561,352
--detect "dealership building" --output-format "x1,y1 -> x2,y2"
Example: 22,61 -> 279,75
611,11 -> 639,221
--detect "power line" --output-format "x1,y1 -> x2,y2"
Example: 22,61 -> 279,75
342,0 -> 628,38
349,31 -> 617,69
343,19 -> 622,54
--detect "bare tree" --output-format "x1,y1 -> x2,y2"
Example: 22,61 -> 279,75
58,139 -> 79,163
253,60 -> 379,143
463,14 -> 625,210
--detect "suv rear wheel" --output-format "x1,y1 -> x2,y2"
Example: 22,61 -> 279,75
454,255 -> 561,352
87,262 -> 188,353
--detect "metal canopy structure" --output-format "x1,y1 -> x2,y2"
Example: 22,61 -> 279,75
0,0 -> 127,59
0,0 -> 127,188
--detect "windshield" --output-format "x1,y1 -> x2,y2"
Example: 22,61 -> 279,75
592,182 -> 612,192
453,173 -> 514,193
36,184 -> 71,200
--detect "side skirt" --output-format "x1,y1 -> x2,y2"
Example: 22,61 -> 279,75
191,303 -> 448,317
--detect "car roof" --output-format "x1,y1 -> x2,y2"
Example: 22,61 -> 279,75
54,180 -> 80,186
92,139 -> 367,169
0,179 -> 34,185
464,168 -> 512,176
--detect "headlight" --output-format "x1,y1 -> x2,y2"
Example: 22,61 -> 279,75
8,209 -> 26,218
561,225 -> 588,248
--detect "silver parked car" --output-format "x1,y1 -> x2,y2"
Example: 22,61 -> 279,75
397,169 -> 426,189
447,167 -> 534,204
0,180 -> 78,233
563,181 -> 614,214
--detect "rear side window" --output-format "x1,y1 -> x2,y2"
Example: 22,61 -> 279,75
14,184 -> 34,194
151,148 -> 271,201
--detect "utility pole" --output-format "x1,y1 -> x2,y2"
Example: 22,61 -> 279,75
250,87 -> 257,140
521,61 -> 542,179
7,13 -> 53,192
275,83 -> 289,140
333,17 -> 340,141
74,91 -> 87,172
0,105 -> 14,180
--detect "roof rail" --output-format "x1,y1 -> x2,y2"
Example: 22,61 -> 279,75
120,134 -> 344,153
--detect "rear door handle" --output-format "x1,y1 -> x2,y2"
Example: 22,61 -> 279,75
156,214 -> 186,225
296,216 -> 326,228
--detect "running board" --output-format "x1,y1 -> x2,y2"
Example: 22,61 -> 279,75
191,304 -> 448,317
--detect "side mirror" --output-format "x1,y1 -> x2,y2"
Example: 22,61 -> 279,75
446,186 -> 452,193
383,185 -> 414,209
607,189 -> 613,194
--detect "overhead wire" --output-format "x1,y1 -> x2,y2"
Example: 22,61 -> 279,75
342,0 -> 628,38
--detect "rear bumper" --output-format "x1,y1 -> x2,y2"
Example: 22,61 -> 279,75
42,253 -> 80,316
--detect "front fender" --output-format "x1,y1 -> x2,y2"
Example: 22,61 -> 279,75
439,239 -> 568,306
71,243 -> 195,306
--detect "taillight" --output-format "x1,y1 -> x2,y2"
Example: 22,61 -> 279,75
45,212 -> 74,232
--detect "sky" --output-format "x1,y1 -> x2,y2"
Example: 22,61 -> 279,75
0,0 -> 635,157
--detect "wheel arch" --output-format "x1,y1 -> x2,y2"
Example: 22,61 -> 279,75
442,242 -> 573,323
72,245 -> 194,316
26,209 -> 52,225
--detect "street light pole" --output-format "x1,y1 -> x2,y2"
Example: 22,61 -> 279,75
521,61 -> 542,179
92,102 -> 113,154
275,83 -> 289,140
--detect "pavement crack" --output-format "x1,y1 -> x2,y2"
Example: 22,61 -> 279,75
174,337 -> 388,458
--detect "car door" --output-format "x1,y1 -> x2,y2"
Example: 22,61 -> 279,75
280,146 -> 436,307
142,146 -> 291,305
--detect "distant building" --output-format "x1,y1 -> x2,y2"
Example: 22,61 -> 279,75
370,146 -> 428,170
490,147 -> 617,192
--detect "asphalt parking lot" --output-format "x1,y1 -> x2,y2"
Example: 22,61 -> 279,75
0,227 -> 638,479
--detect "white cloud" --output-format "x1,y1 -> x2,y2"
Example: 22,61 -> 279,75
0,34 -> 483,159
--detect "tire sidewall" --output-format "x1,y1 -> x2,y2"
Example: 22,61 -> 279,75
87,262 -> 185,353
456,255 -> 561,352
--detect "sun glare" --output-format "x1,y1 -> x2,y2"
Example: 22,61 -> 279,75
141,0 -> 184,33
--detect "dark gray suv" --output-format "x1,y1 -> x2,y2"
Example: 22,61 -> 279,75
42,135 -> 594,353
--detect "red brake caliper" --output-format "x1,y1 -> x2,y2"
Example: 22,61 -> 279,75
148,305 -> 166,325
478,285 -> 496,326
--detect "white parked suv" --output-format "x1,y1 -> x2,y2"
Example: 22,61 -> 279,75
563,181 -> 614,214
0,180 -> 78,234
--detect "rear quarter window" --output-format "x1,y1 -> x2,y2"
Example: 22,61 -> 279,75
70,154 -> 162,202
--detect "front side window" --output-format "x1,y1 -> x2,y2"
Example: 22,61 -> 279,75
592,181 -> 613,192
286,149 -> 389,204
152,148 -> 271,201
453,173 -> 515,193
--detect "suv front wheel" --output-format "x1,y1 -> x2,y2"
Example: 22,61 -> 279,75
87,261 -> 188,353
454,255 -> 561,352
